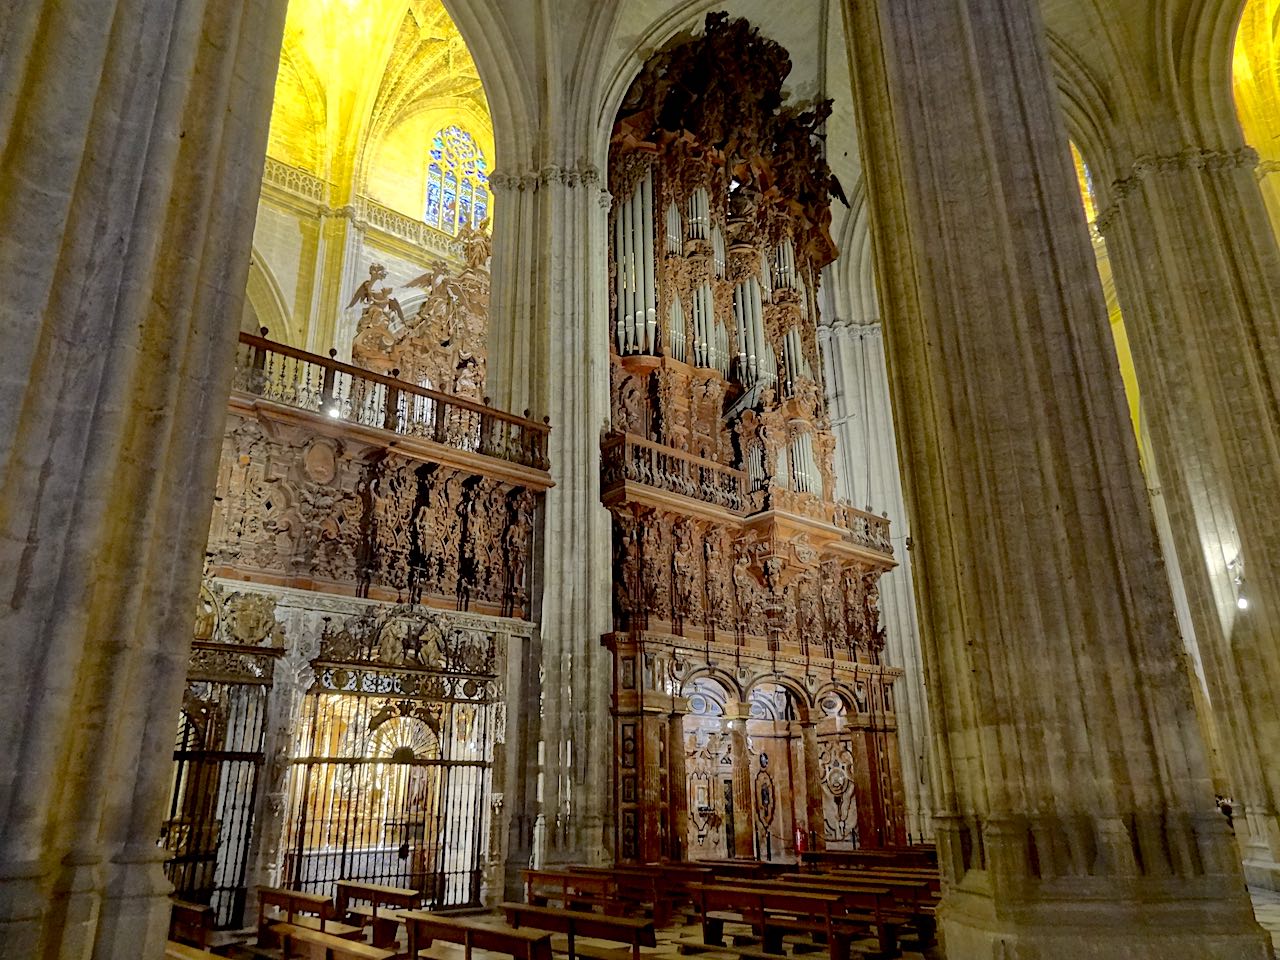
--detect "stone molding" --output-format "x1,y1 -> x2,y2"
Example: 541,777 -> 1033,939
1095,146 -> 1260,233
489,162 -> 604,193
262,156 -> 329,203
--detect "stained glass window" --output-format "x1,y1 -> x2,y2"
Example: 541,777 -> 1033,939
424,126 -> 490,235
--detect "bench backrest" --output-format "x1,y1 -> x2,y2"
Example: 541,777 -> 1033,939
168,900 -> 214,947
257,886 -> 336,929
503,902 -> 656,947
165,941 -> 220,960
272,922 -> 395,960
401,910 -> 554,960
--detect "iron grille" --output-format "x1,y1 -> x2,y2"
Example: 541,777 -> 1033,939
282,663 -> 497,907
161,678 -> 269,927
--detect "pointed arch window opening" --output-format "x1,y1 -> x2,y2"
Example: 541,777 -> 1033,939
424,126 -> 491,236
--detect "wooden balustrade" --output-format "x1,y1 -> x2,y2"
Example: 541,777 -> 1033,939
601,431 -> 892,556
232,331 -> 550,471
602,432 -> 749,512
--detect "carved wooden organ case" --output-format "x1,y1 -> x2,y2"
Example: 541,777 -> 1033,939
602,14 -> 906,862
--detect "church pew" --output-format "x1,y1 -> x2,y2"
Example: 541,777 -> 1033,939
687,883 -> 852,960
718,877 -> 905,957
257,886 -> 364,948
272,921 -> 395,960
565,865 -> 679,924
165,942 -> 221,960
335,879 -> 424,948
524,868 -> 624,913
399,909 -> 554,960
801,848 -> 935,871
503,901 -> 657,960
695,858 -> 787,880
815,865 -> 942,897
168,899 -> 214,948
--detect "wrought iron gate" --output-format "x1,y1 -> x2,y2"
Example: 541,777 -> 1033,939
282,622 -> 499,908
161,672 -> 271,927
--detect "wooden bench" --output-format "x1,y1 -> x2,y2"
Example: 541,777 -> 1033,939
801,849 -> 935,871
168,899 -> 214,948
695,859 -> 787,881
336,880 -> 424,948
819,865 -> 943,897
566,866 -> 678,925
165,942 -> 221,960
524,869 -> 622,914
726,876 -> 905,956
503,901 -> 656,960
257,886 -> 363,948
688,883 -> 848,960
399,910 -> 554,960
272,921 -> 395,960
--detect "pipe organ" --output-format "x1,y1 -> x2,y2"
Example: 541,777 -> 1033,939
602,14 -> 906,864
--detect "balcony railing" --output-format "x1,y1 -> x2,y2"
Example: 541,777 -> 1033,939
601,430 -> 893,556
232,332 -> 550,472
602,432 -> 750,513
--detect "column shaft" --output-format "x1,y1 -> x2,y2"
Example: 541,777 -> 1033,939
842,0 -> 1268,954
0,1 -> 285,957
1097,144 -> 1280,890
488,166 -> 614,864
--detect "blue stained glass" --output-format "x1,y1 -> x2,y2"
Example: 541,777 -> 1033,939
425,164 -> 442,226
427,126 -> 491,235
442,170 -> 457,233
459,181 -> 473,229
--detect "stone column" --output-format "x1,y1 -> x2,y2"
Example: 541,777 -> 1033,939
799,721 -> 826,852
842,0 -> 1269,955
0,2 -> 285,957
486,164 -> 615,865
1094,141 -> 1280,892
725,704 -> 756,859
309,208 -> 366,360
819,319 -> 933,842
667,702 -> 690,861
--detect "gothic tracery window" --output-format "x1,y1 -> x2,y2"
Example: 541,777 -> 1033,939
425,125 -> 490,235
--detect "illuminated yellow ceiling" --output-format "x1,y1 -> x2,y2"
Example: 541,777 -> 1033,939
1234,0 -> 1280,230
266,0 -> 492,212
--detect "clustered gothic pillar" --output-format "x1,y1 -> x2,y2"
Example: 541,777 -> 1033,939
0,1 -> 285,957
820,318 -> 933,842
843,0 -> 1270,955
487,163 -> 614,866
1094,138 -> 1280,892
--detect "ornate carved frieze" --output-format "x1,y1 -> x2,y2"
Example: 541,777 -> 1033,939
207,406 -> 537,618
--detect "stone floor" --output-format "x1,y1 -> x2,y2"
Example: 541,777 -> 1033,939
423,894 -> 1280,960
1253,887 -> 1280,953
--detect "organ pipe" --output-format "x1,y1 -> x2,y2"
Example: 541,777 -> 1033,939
614,199 -> 627,354
666,202 -> 681,254
641,170 -> 657,352
669,296 -> 686,362
629,175 -> 645,352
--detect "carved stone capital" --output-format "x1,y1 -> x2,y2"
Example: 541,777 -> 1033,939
1095,145 -> 1260,234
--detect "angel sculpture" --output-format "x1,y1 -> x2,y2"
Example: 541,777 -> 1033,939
347,263 -> 406,326
458,218 -> 492,271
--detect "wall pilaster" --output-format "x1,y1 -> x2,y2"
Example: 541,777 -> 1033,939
487,164 -> 614,865
819,319 -> 933,842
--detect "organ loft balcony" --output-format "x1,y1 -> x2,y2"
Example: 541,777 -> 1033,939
206,329 -> 552,618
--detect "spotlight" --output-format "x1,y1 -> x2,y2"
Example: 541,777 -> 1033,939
1238,596 -> 1249,611
327,405 -> 341,418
